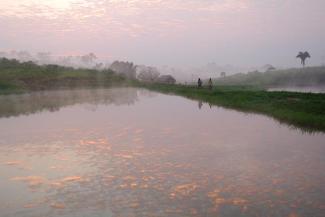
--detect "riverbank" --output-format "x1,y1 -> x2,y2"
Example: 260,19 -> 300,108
1,58 -> 325,132
0,58 -> 135,94
140,84 -> 325,132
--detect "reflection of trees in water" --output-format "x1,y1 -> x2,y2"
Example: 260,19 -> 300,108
0,88 -> 139,118
138,89 -> 158,98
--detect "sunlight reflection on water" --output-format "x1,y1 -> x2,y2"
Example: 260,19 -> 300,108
0,88 -> 324,217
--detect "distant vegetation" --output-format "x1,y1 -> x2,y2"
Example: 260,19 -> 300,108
0,50 -> 104,69
109,61 -> 137,79
137,65 -> 160,82
0,57 -> 177,94
136,65 -> 176,84
0,57 -> 134,94
296,51 -> 311,67
214,66 -> 325,88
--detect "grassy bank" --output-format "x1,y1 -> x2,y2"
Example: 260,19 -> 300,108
1,57 -> 325,132
141,83 -> 325,132
0,58 -> 135,94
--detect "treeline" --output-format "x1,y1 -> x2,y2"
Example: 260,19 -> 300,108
0,58 -> 132,93
214,66 -> 325,87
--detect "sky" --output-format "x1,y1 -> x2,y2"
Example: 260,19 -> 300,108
0,0 -> 325,68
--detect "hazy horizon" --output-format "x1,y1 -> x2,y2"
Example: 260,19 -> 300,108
1,0 -> 325,68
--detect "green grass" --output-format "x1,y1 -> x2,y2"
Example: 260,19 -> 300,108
140,83 -> 325,132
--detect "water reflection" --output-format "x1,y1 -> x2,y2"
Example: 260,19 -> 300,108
198,101 -> 203,110
268,86 -> 325,93
0,88 -> 139,118
0,88 -> 324,217
0,88 -> 321,133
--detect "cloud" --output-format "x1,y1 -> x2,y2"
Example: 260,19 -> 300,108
0,0 -> 249,30
0,0 -> 324,66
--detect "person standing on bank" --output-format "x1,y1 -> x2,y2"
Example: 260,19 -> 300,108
198,78 -> 202,88
208,78 -> 213,89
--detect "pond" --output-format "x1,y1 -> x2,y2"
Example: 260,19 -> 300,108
0,88 -> 324,217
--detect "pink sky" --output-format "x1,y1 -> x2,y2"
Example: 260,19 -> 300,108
0,0 -> 325,67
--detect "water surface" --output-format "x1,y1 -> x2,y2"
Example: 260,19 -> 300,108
0,88 -> 324,217
268,86 -> 325,93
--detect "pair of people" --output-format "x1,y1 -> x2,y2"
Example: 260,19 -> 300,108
198,78 -> 213,89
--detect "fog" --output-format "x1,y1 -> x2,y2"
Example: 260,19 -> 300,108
1,0 -> 325,71
1,2 -> 325,216
0,49 -> 289,83
1,1 -> 325,83
0,50 -> 109,69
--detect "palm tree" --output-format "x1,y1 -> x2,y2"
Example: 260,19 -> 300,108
296,51 -> 311,67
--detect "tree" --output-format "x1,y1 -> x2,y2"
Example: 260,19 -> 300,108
81,53 -> 97,66
95,63 -> 104,70
220,72 -> 226,77
137,66 -> 160,82
17,51 -> 33,62
110,61 -> 136,79
296,51 -> 311,67
263,64 -> 276,72
36,52 -> 52,65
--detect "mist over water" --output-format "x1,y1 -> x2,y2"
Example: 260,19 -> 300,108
1,0 -> 325,216
0,88 -> 324,217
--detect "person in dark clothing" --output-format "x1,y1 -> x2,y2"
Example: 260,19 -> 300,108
208,78 -> 213,89
198,78 -> 202,88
